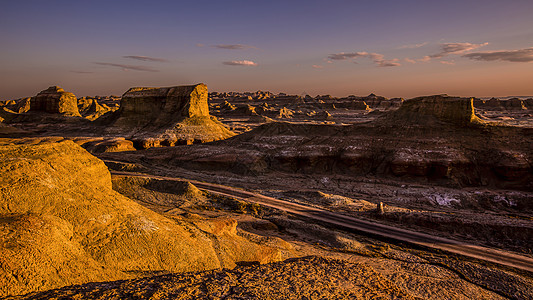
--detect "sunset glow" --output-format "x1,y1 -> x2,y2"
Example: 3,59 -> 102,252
1,0 -> 532,99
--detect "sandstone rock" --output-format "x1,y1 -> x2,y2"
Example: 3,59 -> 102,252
502,98 -> 527,110
317,110 -> 334,120
29,86 -> 81,116
77,97 -> 92,112
75,137 -> 136,153
234,104 -> 257,115
387,95 -> 483,126
12,97 -> 31,113
249,114 -> 274,123
221,100 -> 236,111
277,107 -> 294,119
351,100 -> 371,110
0,139 -> 281,297
105,84 -> 234,148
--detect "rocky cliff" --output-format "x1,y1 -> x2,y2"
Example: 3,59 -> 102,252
106,84 -> 234,148
29,86 -> 80,116
386,94 -> 483,126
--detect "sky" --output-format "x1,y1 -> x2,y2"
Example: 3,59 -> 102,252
1,0 -> 533,100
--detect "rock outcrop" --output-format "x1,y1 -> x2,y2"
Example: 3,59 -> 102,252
106,84 -> 234,148
0,139 -> 280,297
474,98 -> 529,111
126,95 -> 532,190
386,95 -> 483,126
29,86 -> 81,116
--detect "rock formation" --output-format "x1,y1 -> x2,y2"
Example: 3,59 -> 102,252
0,139 -> 281,297
386,95 -> 483,126
132,95 -> 532,190
29,86 -> 81,116
106,84 -> 234,148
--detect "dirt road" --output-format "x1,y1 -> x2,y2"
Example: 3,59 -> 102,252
111,170 -> 533,273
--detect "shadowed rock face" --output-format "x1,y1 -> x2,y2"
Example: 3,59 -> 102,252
30,86 -> 80,116
387,95 -> 482,125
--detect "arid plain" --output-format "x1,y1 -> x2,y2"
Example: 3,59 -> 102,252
1,84 -> 532,299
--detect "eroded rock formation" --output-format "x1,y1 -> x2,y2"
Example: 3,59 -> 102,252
29,86 -> 80,116
386,94 -> 482,125
124,95 -> 532,191
0,139 -> 281,297
106,84 -> 234,148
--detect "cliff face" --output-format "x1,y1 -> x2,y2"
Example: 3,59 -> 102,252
112,84 -> 209,130
29,86 -> 81,116
387,95 -> 482,126
106,84 -> 234,148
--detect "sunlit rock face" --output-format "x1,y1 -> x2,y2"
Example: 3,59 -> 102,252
0,139 -> 281,297
30,86 -> 81,116
105,84 -> 234,148
114,84 -> 209,128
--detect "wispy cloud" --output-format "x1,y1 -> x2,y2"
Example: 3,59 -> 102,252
377,59 -> 401,67
398,42 -> 428,49
328,52 -> 369,60
312,65 -> 323,69
222,60 -> 258,66
404,58 -> 417,64
70,70 -> 93,74
212,44 -> 256,50
122,55 -> 168,62
440,60 -> 455,65
93,62 -> 158,72
430,42 -> 488,58
463,47 -> 533,62
328,52 -> 401,67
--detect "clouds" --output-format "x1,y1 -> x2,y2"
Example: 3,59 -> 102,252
463,47 -> 533,62
398,42 -> 428,49
222,60 -> 258,66
70,70 -> 93,74
212,44 -> 256,50
93,55 -> 168,72
328,52 -> 369,60
93,62 -> 158,72
122,55 -> 168,62
328,52 -> 400,67
430,42 -> 488,59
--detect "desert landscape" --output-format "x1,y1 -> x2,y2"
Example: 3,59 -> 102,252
2,1 -> 533,299
0,84 -> 532,299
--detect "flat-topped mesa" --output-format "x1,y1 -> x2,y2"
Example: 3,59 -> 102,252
386,94 -> 483,126
106,84 -> 234,148
121,84 -> 209,120
29,86 -> 81,116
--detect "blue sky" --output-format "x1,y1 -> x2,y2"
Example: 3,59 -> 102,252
1,0 -> 533,99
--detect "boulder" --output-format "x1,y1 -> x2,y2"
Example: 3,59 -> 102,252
29,86 -> 80,116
